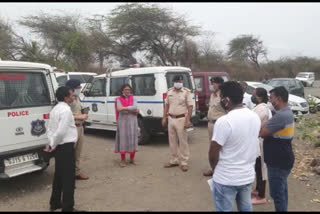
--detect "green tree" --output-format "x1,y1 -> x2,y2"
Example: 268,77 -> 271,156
107,3 -> 200,66
228,34 -> 267,71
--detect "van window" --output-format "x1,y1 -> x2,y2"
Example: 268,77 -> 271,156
70,74 -> 93,84
166,72 -> 193,90
110,77 -> 128,96
56,75 -> 67,87
132,75 -> 156,96
0,72 -> 51,109
194,77 -> 203,92
88,78 -> 106,97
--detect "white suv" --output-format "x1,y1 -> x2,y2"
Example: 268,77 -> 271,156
296,72 -> 315,87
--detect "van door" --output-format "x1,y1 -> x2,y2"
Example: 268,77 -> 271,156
107,77 -> 130,124
193,76 -> 206,114
81,77 -> 108,125
0,70 -> 54,153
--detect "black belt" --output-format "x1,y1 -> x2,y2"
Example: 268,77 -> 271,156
169,114 -> 185,119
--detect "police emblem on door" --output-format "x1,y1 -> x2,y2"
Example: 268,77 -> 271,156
31,119 -> 46,137
92,103 -> 98,112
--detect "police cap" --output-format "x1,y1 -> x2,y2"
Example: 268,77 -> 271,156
65,79 -> 81,89
173,75 -> 183,82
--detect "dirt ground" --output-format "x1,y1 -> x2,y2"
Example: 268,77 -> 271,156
0,83 -> 320,211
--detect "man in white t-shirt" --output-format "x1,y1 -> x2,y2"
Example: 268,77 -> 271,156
208,81 -> 261,212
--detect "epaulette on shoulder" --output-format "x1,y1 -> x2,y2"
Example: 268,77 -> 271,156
183,87 -> 191,92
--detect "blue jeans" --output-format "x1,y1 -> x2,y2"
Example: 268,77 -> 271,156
212,180 -> 253,212
267,166 -> 292,212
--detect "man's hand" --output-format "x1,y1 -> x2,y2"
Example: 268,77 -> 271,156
184,119 -> 191,129
43,147 -> 55,153
162,118 -> 167,127
81,114 -> 88,120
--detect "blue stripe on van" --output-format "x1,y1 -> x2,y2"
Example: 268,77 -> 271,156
107,100 -> 163,104
80,100 -> 105,103
81,100 -> 164,104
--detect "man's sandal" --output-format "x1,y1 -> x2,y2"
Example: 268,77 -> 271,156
163,162 -> 179,168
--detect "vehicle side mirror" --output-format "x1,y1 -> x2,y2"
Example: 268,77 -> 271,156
83,90 -> 89,97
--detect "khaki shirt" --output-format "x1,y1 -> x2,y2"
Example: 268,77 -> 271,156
71,96 -> 83,125
207,90 -> 226,121
165,87 -> 193,115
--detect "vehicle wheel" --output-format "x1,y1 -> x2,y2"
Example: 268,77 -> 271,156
317,105 -> 320,112
138,118 -> 151,145
191,114 -> 201,126
310,106 -> 317,114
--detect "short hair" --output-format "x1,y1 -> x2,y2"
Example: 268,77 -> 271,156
56,86 -> 73,102
270,86 -> 289,102
255,87 -> 269,104
210,76 -> 224,84
220,81 -> 244,105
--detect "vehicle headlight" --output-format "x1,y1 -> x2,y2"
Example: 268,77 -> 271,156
289,101 -> 298,107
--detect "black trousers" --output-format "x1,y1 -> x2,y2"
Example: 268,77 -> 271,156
50,143 -> 76,212
255,156 -> 266,198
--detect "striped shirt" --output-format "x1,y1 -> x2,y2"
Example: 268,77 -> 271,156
263,106 -> 295,170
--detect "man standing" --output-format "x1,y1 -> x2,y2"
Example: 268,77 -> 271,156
209,81 -> 261,212
66,79 -> 89,180
240,81 -> 254,109
260,86 -> 295,212
162,75 -> 193,172
203,76 -> 226,177
47,86 -> 78,212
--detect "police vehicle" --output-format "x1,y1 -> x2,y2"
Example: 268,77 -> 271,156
0,61 -> 56,179
81,66 -> 198,145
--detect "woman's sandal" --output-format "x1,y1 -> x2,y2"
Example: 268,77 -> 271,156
120,161 -> 127,167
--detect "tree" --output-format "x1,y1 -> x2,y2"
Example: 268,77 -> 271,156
107,3 -> 200,66
227,34 -> 267,71
0,19 -> 16,60
19,13 -> 93,71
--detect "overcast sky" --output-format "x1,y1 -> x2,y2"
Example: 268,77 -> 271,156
0,2 -> 319,60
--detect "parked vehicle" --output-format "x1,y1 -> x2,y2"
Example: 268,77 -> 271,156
53,71 -> 97,91
266,78 -> 305,98
192,71 -> 230,119
307,95 -> 320,113
81,66 -> 198,145
295,72 -> 315,87
246,81 -> 309,117
0,61 -> 56,179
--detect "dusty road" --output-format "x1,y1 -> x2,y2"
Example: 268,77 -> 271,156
0,82 -> 319,211
1,122 -> 320,211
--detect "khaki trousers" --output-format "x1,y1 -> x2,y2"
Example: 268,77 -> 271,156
208,121 -> 216,142
168,117 -> 190,166
75,126 -> 84,175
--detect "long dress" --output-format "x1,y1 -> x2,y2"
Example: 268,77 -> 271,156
114,96 -> 139,154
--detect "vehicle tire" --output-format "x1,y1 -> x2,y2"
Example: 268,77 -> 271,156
191,114 -> 201,126
317,105 -> 320,112
310,106 -> 317,114
138,118 -> 151,145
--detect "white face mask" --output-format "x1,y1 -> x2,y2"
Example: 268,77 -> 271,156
209,85 -> 215,92
74,89 -> 81,96
174,82 -> 183,89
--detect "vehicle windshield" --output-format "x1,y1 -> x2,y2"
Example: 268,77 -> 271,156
267,80 -> 290,89
166,72 -> 194,90
252,83 -> 274,93
297,74 -> 309,78
0,71 -> 51,109
69,74 -> 93,84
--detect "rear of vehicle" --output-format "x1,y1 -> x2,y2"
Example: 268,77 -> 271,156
0,61 -> 55,179
193,71 -> 230,119
296,72 -> 315,87
54,71 -> 97,91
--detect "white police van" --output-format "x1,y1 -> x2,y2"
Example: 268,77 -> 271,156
0,61 -> 56,179
81,66 -> 198,144
53,70 -> 97,91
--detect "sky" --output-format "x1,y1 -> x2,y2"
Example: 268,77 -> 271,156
0,2 -> 319,61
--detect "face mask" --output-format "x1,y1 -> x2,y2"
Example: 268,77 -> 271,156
251,95 -> 258,104
74,89 -> 81,96
209,85 -> 215,92
174,82 -> 183,89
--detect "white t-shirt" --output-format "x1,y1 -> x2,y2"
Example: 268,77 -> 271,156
243,92 -> 254,109
212,108 -> 261,186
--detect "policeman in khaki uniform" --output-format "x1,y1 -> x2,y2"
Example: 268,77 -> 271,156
203,76 -> 226,176
162,75 -> 193,172
66,79 -> 89,180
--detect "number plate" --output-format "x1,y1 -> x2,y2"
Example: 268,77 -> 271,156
4,153 -> 39,167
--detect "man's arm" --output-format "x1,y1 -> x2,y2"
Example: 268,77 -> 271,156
208,141 -> 222,173
184,105 -> 193,128
162,103 -> 169,127
50,110 -> 73,149
260,127 -> 272,138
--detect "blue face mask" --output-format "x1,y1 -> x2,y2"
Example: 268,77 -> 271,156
209,85 -> 215,92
